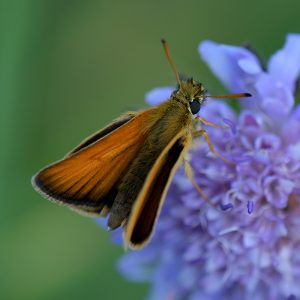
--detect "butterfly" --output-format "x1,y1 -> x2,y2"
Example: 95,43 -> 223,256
32,39 -> 251,249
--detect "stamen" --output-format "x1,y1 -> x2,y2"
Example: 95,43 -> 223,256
220,203 -> 233,211
247,201 -> 254,214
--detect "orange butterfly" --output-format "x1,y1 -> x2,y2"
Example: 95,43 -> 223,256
32,40 -> 251,249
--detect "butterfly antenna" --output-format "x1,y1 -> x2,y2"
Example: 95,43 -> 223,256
206,93 -> 252,99
161,39 -> 181,86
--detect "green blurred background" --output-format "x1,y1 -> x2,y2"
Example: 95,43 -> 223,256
1,0 -> 300,299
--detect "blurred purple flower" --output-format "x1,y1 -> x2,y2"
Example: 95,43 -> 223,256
109,34 -> 300,300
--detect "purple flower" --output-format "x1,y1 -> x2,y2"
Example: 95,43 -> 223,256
110,34 -> 300,299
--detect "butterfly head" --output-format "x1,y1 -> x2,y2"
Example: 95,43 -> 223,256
161,39 -> 252,115
171,77 -> 206,115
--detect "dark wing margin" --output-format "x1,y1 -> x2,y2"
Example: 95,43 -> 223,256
67,112 -> 137,156
124,129 -> 191,249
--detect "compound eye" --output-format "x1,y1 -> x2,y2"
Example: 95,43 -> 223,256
189,99 -> 200,114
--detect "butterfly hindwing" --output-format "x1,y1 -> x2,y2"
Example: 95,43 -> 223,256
124,129 -> 191,249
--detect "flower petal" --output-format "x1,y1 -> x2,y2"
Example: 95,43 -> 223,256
255,133 -> 281,152
264,176 -> 294,208
199,40 -> 262,93
268,34 -> 300,92
200,101 -> 236,123
145,86 -> 174,106
255,73 -> 294,118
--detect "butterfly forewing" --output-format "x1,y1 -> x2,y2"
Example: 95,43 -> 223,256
67,112 -> 137,156
32,110 -> 154,215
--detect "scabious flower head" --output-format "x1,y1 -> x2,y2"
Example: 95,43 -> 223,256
111,34 -> 300,300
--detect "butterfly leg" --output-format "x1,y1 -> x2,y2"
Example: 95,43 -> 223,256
195,116 -> 228,129
193,129 -> 234,165
183,159 -> 216,208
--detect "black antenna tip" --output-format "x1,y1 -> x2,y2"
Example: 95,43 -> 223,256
161,38 -> 166,44
244,93 -> 252,97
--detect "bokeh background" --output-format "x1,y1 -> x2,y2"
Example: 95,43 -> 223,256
1,0 -> 300,299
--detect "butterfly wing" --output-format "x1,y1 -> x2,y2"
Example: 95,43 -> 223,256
32,109 -> 154,216
67,112 -> 137,156
124,129 -> 192,249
